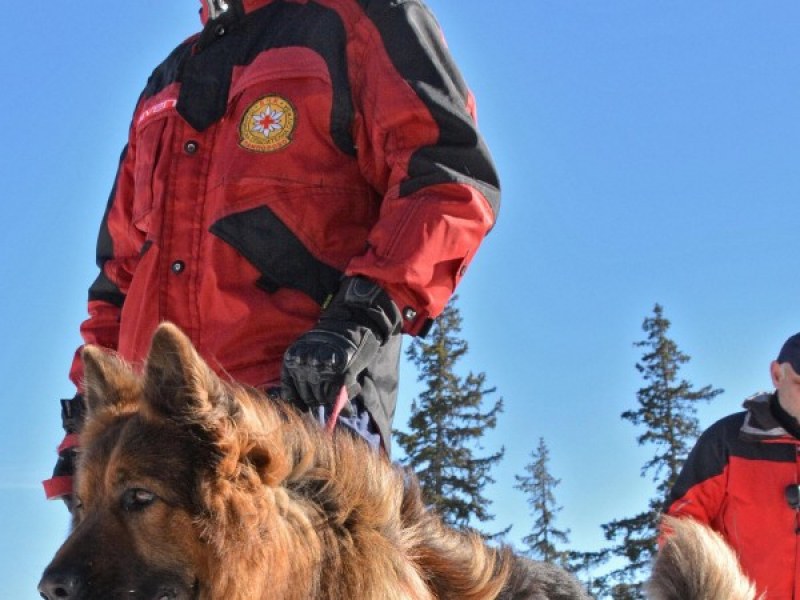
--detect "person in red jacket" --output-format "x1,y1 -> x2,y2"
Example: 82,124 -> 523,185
44,0 -> 499,505
664,332 -> 800,599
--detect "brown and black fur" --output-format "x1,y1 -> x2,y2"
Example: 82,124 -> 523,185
39,323 -> 590,600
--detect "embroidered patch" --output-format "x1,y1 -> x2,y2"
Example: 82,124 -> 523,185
136,98 -> 177,128
239,95 -> 297,153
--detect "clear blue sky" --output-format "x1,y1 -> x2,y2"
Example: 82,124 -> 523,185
3,1 -> 799,596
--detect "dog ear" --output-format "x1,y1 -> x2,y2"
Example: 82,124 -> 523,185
143,323 -> 293,484
142,322 -> 227,424
81,345 -> 140,415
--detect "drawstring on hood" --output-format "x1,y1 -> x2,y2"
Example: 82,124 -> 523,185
200,0 -> 231,24
199,0 -> 271,26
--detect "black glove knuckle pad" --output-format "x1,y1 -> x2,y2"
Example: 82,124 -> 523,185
281,276 -> 401,410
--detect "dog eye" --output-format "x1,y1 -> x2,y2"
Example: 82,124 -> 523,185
122,488 -> 157,511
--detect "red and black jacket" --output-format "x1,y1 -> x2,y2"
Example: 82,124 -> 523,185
73,0 -> 499,385
665,393 -> 800,599
46,0 -> 498,499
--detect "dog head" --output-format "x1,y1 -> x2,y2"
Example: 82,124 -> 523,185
38,323 -> 297,600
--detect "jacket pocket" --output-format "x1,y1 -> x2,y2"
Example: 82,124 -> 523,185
228,49 -> 333,100
131,111 -> 172,233
209,205 -> 343,306
212,48 -> 354,184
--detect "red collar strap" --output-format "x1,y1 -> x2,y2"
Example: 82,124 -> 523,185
43,476 -> 73,500
42,433 -> 81,500
57,433 -> 80,453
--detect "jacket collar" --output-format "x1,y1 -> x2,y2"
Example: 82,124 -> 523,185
741,392 -> 798,442
200,0 -> 278,25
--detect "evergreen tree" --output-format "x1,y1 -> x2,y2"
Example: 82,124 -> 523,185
566,549 -> 609,598
598,303 -> 723,596
610,583 -> 641,600
396,299 -> 506,534
514,438 -> 571,565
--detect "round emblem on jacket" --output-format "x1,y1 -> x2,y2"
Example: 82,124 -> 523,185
239,95 -> 296,153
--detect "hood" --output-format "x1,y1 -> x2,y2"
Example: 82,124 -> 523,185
740,392 -> 797,442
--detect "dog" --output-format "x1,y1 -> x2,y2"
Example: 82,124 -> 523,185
647,515 -> 760,600
39,322 -> 590,600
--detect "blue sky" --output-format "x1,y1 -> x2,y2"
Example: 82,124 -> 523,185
3,1 -> 799,596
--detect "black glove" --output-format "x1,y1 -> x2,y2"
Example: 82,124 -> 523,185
281,276 -> 401,410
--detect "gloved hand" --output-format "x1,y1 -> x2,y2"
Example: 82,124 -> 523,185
43,395 -> 85,511
281,276 -> 401,411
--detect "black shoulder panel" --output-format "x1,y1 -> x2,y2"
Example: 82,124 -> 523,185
358,0 -> 500,214
142,41 -> 195,100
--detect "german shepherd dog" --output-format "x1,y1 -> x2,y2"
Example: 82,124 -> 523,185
38,323 -> 757,599
39,323 -> 590,600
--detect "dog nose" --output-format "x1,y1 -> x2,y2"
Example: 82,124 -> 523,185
38,570 -> 83,600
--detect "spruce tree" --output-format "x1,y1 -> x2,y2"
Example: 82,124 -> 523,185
514,437 -> 571,565
396,298 -> 506,533
598,303 -> 723,596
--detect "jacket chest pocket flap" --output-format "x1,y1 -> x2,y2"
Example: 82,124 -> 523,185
131,105 -> 175,232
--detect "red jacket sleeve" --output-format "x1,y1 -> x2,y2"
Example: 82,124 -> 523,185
53,124 -> 142,500
69,123 -> 144,388
664,420 -> 730,529
345,0 -> 499,334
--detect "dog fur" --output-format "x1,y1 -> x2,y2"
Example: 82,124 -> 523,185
647,516 -> 760,600
39,323 -> 590,600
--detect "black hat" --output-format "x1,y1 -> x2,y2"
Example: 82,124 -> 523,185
777,333 -> 800,374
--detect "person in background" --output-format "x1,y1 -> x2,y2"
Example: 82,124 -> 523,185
44,0 -> 499,506
664,332 -> 800,598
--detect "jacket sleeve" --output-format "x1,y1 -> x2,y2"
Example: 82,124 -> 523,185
48,134 -> 140,500
664,420 -> 730,528
345,0 -> 500,335
69,119 -> 144,389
